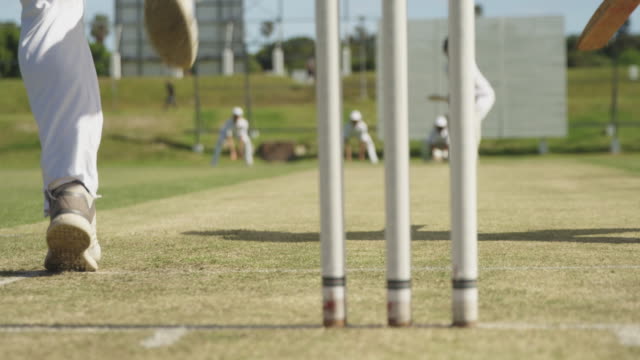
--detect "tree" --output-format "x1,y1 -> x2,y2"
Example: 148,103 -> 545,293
347,29 -> 376,72
619,48 -> 640,65
90,14 -> 110,46
88,14 -> 111,76
89,42 -> 110,77
260,21 -> 274,41
475,4 -> 484,17
254,36 -> 315,71
0,22 -> 21,77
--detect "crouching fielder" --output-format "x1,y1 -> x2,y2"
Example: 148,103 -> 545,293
426,115 -> 450,162
211,107 -> 254,166
344,110 -> 379,164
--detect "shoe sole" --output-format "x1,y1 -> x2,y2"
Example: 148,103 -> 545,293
45,214 -> 98,272
144,0 -> 198,69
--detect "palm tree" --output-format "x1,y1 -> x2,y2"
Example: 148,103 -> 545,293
90,14 -> 110,45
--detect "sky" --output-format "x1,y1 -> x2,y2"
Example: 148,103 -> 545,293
2,0 -> 640,51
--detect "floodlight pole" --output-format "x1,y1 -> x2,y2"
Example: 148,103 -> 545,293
382,0 -> 412,327
342,0 -> 352,77
192,61 -> 204,153
449,0 -> 479,327
316,0 -> 347,327
359,16 -> 368,99
243,42 -> 253,130
610,46 -> 621,154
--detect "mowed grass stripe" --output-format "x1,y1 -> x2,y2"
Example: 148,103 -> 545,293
0,161 -> 315,228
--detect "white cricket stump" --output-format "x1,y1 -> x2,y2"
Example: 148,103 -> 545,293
382,0 -> 412,327
387,283 -> 411,327
322,278 -> 347,327
449,0 -> 479,327
316,0 -> 347,328
452,283 -> 478,327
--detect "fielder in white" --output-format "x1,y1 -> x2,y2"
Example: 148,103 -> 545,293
18,0 -> 103,272
429,38 -> 495,146
211,107 -> 254,166
426,115 -> 450,162
343,110 -> 379,164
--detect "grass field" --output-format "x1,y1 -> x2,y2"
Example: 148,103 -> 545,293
1,67 -> 639,168
1,155 -> 639,359
1,65 -> 639,358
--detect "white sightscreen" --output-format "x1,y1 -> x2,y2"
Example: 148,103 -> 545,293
377,16 -> 567,140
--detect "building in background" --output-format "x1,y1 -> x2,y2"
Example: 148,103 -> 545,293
114,0 -> 245,77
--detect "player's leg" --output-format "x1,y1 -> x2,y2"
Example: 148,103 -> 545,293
361,134 -> 379,164
366,141 -> 379,164
19,0 -> 103,271
240,136 -> 254,166
228,138 -> 238,160
432,147 -> 444,162
359,142 -> 366,161
345,142 -> 353,161
236,137 -> 245,159
211,132 -> 228,166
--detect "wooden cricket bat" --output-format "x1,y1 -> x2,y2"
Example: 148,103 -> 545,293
577,0 -> 640,51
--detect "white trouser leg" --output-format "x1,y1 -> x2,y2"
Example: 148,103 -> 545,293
360,134 -> 378,164
474,94 -> 495,147
240,136 -> 254,165
365,140 -> 378,164
211,133 -> 227,166
19,0 -> 103,213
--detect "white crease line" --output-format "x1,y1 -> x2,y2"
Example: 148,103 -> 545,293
481,322 -> 640,347
140,328 -> 188,349
1,323 -> 639,347
478,265 -> 640,271
95,265 -> 640,276
0,277 -> 27,287
2,265 -> 638,280
615,326 -> 640,347
1,326 -> 170,333
0,272 -> 46,287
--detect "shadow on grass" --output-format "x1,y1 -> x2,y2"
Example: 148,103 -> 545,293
0,270 -> 54,279
183,226 -> 640,244
109,134 -> 192,151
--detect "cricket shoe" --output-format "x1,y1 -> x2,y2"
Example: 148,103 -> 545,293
144,0 -> 199,69
44,180 -> 101,272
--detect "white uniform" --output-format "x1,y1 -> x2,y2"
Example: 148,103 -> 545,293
344,120 -> 379,164
446,63 -> 495,145
428,127 -> 450,148
211,117 -> 254,166
19,0 -> 103,214
473,63 -> 495,143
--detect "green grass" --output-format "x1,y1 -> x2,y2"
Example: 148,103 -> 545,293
0,161 -> 314,229
0,157 -> 639,359
577,153 -> 640,174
